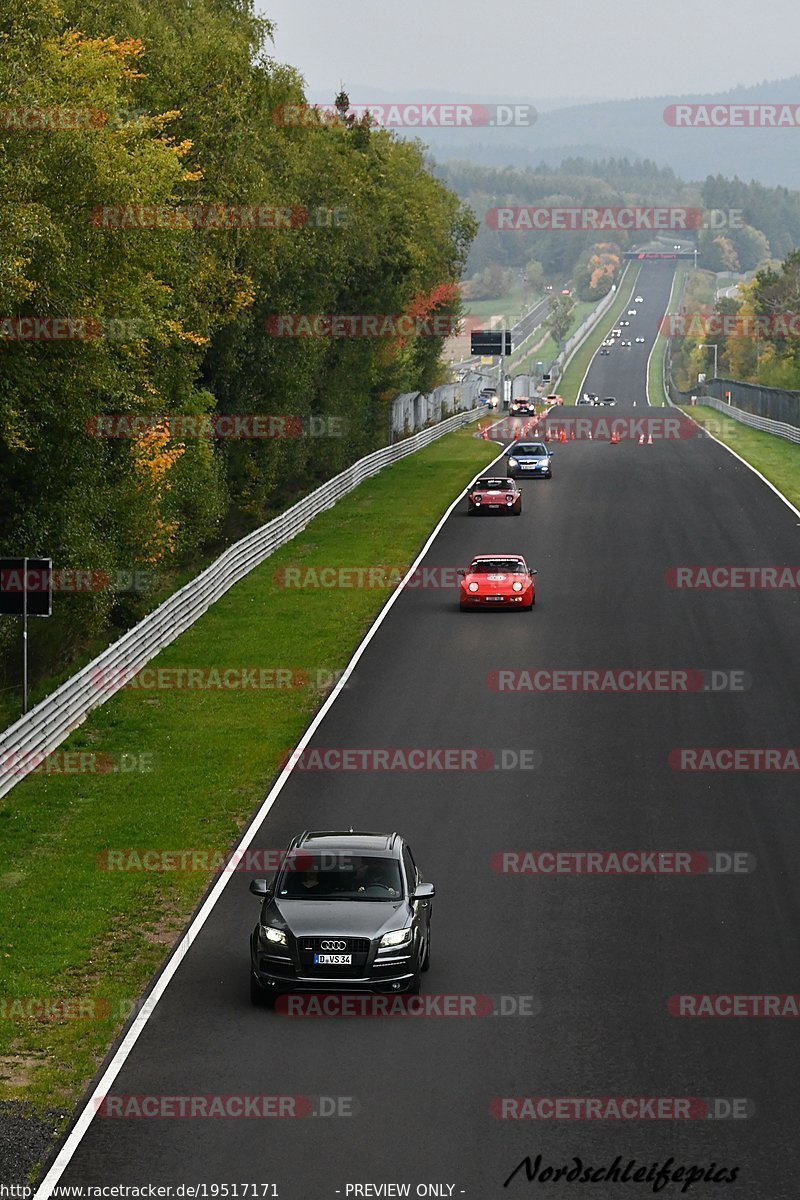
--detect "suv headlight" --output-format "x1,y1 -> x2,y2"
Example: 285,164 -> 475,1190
260,925 -> 287,945
379,928 -> 412,949
512,581 -> 524,592
508,457 -> 518,467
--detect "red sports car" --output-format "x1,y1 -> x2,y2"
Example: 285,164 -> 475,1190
458,554 -> 536,610
467,477 -> 522,516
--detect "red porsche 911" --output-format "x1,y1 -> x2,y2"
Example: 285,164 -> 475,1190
467,477 -> 522,516
458,554 -> 536,610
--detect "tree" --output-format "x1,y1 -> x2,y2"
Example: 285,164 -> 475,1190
545,294 -> 575,346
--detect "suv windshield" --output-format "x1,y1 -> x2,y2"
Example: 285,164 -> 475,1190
513,444 -> 546,456
277,855 -> 403,901
470,559 -> 525,574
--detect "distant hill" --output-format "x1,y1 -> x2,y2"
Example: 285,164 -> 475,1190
312,77 -> 800,188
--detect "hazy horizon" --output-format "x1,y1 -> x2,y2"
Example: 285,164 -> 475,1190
258,0 -> 800,104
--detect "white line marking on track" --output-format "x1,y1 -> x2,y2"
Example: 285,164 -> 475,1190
680,410 -> 800,521
35,441 -> 507,1197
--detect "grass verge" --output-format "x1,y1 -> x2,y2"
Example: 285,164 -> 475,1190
465,288 -> 540,325
557,264 -> 640,401
647,265 -> 687,407
0,424 -> 497,1115
510,302 -> 596,375
678,405 -> 800,510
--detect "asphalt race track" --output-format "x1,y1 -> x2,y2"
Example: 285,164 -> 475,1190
44,262 -> 800,1197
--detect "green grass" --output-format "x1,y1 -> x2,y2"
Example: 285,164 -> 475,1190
0,425 -> 498,1114
678,405 -> 800,510
648,265 -> 688,407
557,264 -> 640,401
510,302 -> 596,374
465,288 -> 540,326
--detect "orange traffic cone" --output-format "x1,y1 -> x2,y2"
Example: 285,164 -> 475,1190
587,429 -> 592,439
569,429 -> 575,440
559,428 -> 566,443
638,434 -> 644,445
647,433 -> 653,444
610,430 -> 619,444
481,428 -> 489,440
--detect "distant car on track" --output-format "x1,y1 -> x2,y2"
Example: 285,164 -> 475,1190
544,393 -> 564,406
458,554 -> 536,610
599,397 -> 617,406
627,309 -> 637,315
249,830 -> 434,1004
599,347 -> 610,355
467,476 -> 522,514
620,320 -> 630,327
635,336 -> 645,343
635,295 -> 644,303
510,396 -> 536,415
479,388 -> 499,409
506,441 -> 554,478
621,340 -> 632,347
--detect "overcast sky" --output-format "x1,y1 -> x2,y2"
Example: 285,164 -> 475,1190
256,0 -> 800,104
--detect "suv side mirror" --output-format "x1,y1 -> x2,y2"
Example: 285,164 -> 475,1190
413,882 -> 435,900
530,568 -> 538,575
249,878 -> 272,897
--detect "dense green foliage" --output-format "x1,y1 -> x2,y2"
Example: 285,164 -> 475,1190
434,156 -> 791,304
671,253 -> 800,392
0,0 -> 476,688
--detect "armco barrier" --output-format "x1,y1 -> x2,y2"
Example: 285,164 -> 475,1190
679,392 -> 800,444
547,265 -> 630,392
391,372 -> 496,435
0,406 -> 485,799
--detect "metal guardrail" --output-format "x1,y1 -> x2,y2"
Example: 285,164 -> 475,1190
681,393 -> 800,444
0,406 -> 485,799
391,372 -> 494,435
547,269 -> 629,391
